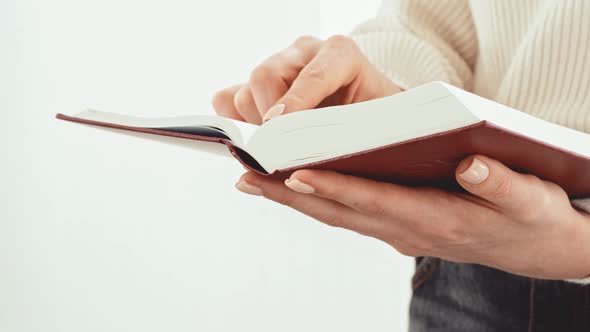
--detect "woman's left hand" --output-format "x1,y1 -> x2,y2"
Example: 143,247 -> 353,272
236,154 -> 590,280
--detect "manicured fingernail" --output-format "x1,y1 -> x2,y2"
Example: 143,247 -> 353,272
459,158 -> 489,184
235,179 -> 263,196
285,178 -> 315,194
263,104 -> 285,122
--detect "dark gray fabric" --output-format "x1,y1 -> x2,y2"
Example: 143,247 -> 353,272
409,257 -> 590,332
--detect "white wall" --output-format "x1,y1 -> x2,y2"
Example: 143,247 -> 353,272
2,0 -> 413,331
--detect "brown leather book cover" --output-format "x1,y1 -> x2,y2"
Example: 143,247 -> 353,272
56,113 -> 590,198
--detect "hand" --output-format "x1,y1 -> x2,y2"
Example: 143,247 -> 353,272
211,35 -> 401,124
235,155 -> 590,280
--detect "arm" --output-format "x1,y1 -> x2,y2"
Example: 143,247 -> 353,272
351,1 -> 590,282
218,0 -> 590,284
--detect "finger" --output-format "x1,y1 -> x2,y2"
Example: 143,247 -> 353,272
249,63 -> 289,120
281,170 -> 452,253
249,36 -> 322,117
235,172 -> 386,237
454,155 -> 560,219
233,85 -> 262,124
264,35 -> 362,121
211,84 -> 245,121
240,172 -> 447,258
283,169 -> 424,220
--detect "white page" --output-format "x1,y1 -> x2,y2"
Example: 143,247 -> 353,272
447,85 -> 590,157
248,81 -> 590,172
231,118 -> 260,146
249,82 -> 480,172
71,109 -> 259,148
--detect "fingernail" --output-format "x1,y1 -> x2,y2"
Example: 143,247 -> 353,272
235,179 -> 263,196
285,178 -> 315,194
459,158 -> 489,184
263,104 -> 285,122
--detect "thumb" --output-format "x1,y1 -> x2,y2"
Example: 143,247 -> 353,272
455,155 -> 548,217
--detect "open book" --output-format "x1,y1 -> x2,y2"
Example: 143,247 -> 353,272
56,82 -> 590,198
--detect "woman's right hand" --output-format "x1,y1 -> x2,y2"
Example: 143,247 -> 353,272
211,35 -> 402,125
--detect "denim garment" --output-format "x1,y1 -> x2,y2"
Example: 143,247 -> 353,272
409,257 -> 590,332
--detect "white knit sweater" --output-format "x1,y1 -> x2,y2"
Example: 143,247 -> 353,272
351,0 -> 590,283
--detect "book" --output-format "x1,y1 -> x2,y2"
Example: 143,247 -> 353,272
56,81 -> 590,198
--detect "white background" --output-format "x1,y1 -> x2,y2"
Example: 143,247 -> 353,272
2,0 -> 414,331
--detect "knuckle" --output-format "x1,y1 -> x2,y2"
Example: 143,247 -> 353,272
322,213 -> 346,228
212,88 -> 235,110
233,87 -> 250,108
525,173 -> 546,189
412,215 -> 464,244
538,190 -> 555,214
531,177 -> 553,208
358,199 -> 388,217
282,90 -> 306,108
490,175 -> 513,199
516,178 -> 555,222
325,35 -> 359,55
293,35 -> 319,48
436,221 -> 465,243
522,194 -> 550,222
543,179 -> 568,199
249,64 -> 276,84
272,194 -> 296,208
300,63 -> 327,82
326,34 -> 354,47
